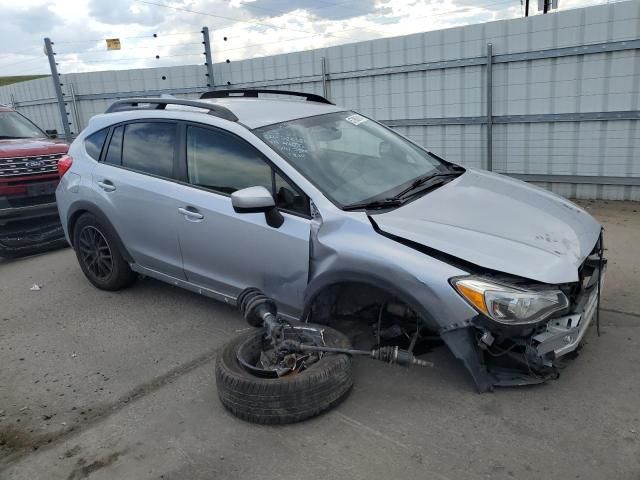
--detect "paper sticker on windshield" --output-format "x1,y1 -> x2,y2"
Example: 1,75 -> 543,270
345,114 -> 367,126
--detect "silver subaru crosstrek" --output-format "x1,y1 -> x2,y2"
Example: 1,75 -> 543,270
56,90 -> 605,391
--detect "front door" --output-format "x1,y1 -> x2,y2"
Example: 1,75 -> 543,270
176,124 -> 311,317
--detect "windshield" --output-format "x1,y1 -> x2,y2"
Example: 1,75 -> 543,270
0,111 -> 46,139
255,111 -> 443,206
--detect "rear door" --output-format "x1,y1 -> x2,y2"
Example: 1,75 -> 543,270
175,124 -> 311,316
92,120 -> 186,279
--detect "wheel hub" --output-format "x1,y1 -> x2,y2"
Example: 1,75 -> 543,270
236,326 -> 325,378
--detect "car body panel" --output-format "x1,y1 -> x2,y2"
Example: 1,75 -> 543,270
0,138 -> 68,158
85,101 -> 347,133
92,162 -> 187,279
372,168 -> 601,284
198,98 -> 346,129
172,182 -> 311,317
305,210 -> 478,330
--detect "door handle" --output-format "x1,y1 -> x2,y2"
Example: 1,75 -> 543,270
178,207 -> 204,220
97,180 -> 116,192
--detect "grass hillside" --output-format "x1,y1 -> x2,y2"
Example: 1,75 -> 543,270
0,75 -> 47,87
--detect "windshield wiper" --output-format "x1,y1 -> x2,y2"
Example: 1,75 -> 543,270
393,170 -> 461,201
342,198 -> 403,211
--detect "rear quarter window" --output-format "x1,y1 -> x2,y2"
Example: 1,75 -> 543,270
104,126 -> 123,166
84,128 -> 108,160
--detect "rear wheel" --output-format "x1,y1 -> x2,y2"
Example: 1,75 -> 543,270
73,213 -> 136,290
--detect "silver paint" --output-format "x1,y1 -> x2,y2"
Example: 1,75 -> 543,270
56,98 -> 604,388
372,168 -> 601,284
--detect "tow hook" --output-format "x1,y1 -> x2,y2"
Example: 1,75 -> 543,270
237,288 -> 433,369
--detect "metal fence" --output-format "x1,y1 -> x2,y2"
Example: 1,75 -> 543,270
1,1 -> 639,200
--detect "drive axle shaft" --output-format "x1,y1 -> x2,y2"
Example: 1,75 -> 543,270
298,343 -> 433,368
237,287 -> 433,369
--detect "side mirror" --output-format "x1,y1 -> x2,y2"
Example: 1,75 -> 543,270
231,186 -> 284,228
45,129 -> 58,139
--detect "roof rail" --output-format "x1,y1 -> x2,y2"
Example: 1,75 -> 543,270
105,98 -> 238,122
200,89 -> 334,105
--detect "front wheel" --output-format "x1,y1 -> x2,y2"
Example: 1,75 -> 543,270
215,324 -> 354,424
73,213 -> 136,291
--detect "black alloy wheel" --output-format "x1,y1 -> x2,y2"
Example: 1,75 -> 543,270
72,213 -> 137,291
78,226 -> 113,280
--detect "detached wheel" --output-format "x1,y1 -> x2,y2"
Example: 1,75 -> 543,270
216,325 -> 354,424
73,213 -> 136,291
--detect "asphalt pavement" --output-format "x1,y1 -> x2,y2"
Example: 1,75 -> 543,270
0,200 -> 638,480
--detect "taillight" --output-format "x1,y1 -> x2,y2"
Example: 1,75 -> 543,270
57,154 -> 73,177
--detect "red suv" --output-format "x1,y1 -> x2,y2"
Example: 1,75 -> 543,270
0,104 -> 69,258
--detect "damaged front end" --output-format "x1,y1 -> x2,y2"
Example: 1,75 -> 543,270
443,236 -> 607,391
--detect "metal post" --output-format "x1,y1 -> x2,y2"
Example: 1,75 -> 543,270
202,26 -> 215,90
321,56 -> 329,99
525,0 -> 530,16
44,37 -> 72,140
486,43 -> 493,171
69,83 -> 81,131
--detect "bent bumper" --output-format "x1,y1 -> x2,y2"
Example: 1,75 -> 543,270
533,279 -> 601,360
442,255 -> 607,392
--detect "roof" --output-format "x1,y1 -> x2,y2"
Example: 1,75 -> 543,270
196,98 -> 345,129
103,97 -> 346,130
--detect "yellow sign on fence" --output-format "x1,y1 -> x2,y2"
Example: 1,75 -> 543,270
106,38 -> 121,51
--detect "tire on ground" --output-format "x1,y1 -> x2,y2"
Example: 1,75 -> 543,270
73,213 -> 137,291
215,325 -> 354,424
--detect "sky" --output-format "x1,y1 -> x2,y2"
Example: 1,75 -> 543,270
0,0 -> 616,77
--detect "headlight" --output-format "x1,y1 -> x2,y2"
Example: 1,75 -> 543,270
451,276 -> 568,325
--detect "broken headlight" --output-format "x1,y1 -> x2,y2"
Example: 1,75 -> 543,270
451,277 -> 569,325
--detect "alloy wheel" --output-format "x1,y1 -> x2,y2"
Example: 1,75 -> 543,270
78,226 -> 113,280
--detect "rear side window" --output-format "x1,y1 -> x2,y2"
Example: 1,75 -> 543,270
121,122 -> 176,178
84,128 -> 108,161
104,126 -> 123,165
186,125 -> 271,194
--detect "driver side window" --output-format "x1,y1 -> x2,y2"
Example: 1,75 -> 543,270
187,125 -> 271,194
186,125 -> 310,217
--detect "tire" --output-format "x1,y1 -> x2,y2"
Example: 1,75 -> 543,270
216,325 -> 354,424
73,213 -> 137,291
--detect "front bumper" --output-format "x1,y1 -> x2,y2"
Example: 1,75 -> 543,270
485,257 -> 607,387
0,213 -> 66,257
0,202 -> 59,221
532,275 -> 602,361
441,251 -> 607,392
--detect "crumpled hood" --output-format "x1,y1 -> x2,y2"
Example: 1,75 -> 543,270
0,138 -> 68,158
372,168 -> 601,284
